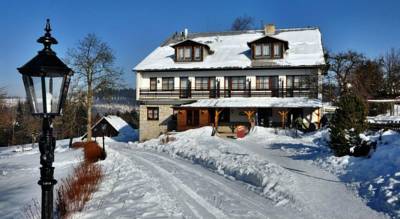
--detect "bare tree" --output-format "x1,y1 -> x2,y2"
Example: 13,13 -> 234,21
67,34 -> 122,141
328,51 -> 365,95
382,48 -> 400,97
352,59 -> 385,99
231,15 -> 255,31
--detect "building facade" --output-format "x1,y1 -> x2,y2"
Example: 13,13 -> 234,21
135,25 -> 326,141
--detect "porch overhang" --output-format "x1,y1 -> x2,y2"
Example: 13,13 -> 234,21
173,97 -> 322,109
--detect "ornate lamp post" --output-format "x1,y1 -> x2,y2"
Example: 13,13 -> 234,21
17,19 -> 73,219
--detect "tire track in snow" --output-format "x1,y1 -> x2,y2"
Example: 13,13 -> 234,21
138,151 -> 291,216
122,147 -> 303,219
129,151 -> 228,219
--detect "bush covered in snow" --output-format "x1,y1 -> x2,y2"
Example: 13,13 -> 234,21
330,93 -> 369,156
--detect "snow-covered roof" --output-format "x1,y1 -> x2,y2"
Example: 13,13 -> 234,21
177,97 -> 322,108
134,28 -> 325,71
367,115 -> 400,124
90,115 -> 136,136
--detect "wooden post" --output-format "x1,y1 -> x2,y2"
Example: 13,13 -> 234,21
278,110 -> 288,128
316,108 -> 321,129
214,108 -> 223,130
243,110 -> 255,127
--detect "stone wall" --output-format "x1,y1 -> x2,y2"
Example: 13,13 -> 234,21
139,104 -> 174,141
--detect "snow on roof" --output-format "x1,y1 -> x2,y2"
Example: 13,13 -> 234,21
178,97 -> 322,108
134,28 -> 325,71
367,115 -> 400,124
92,115 -> 136,136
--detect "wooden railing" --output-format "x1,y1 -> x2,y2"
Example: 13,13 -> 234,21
139,87 -> 314,99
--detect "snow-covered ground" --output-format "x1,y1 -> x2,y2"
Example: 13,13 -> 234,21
0,140 -> 83,218
245,127 -> 400,218
1,126 -> 398,218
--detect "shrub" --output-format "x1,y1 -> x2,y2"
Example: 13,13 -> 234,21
56,162 -> 103,218
83,141 -> 103,162
330,93 -> 368,156
71,141 -> 85,148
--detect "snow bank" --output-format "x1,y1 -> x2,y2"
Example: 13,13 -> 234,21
0,140 -> 83,218
135,127 -> 295,205
320,130 -> 400,218
251,127 -> 399,218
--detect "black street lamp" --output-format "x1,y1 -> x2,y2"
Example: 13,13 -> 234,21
100,124 -> 107,160
17,19 -> 73,219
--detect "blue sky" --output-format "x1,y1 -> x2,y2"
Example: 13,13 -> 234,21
0,0 -> 399,96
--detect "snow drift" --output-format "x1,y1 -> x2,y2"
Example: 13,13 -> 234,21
135,127 -> 295,205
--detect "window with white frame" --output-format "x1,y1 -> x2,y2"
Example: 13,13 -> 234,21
147,107 -> 159,120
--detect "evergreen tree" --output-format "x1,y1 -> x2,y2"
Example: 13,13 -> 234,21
329,93 -> 368,156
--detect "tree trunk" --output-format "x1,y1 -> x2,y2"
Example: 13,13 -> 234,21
86,83 -> 92,142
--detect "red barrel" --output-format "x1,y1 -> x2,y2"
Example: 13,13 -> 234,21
236,125 -> 248,138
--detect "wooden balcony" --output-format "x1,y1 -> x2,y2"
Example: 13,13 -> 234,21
139,87 -> 315,99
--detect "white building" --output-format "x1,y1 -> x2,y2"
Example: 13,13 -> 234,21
134,24 -> 326,141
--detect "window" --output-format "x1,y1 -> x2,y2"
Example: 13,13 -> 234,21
147,107 -> 159,120
175,45 -> 203,62
274,43 -> 282,58
184,47 -> 192,60
230,76 -> 246,90
255,45 -> 262,57
195,77 -> 215,90
162,77 -> 174,91
177,47 -> 184,61
150,77 -> 157,91
262,44 -> 271,57
194,47 -> 201,60
254,44 -> 272,58
256,76 -> 270,90
253,43 -> 284,59
286,75 -> 309,89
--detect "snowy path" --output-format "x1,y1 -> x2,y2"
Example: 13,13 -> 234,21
79,143 -> 304,218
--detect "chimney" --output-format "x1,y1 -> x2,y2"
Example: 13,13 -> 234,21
184,28 -> 188,39
264,24 -> 275,35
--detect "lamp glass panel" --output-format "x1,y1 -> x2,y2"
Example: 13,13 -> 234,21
45,77 -> 63,114
31,76 -> 44,113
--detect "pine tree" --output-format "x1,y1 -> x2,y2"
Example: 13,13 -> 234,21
329,93 -> 368,156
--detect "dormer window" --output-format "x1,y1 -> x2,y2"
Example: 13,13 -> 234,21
248,35 -> 288,60
172,40 -> 210,62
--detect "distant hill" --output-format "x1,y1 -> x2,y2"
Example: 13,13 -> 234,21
94,88 -> 137,114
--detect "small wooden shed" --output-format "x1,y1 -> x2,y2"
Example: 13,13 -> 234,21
82,115 -> 135,139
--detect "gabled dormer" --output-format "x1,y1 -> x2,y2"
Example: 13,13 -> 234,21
171,40 -> 211,62
247,34 -> 289,60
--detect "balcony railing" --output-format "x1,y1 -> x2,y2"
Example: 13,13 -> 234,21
139,87 -> 314,99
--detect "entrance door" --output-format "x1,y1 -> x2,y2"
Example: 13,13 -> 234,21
257,108 -> 272,127
288,108 -> 303,127
180,77 -> 190,98
270,76 -> 279,97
